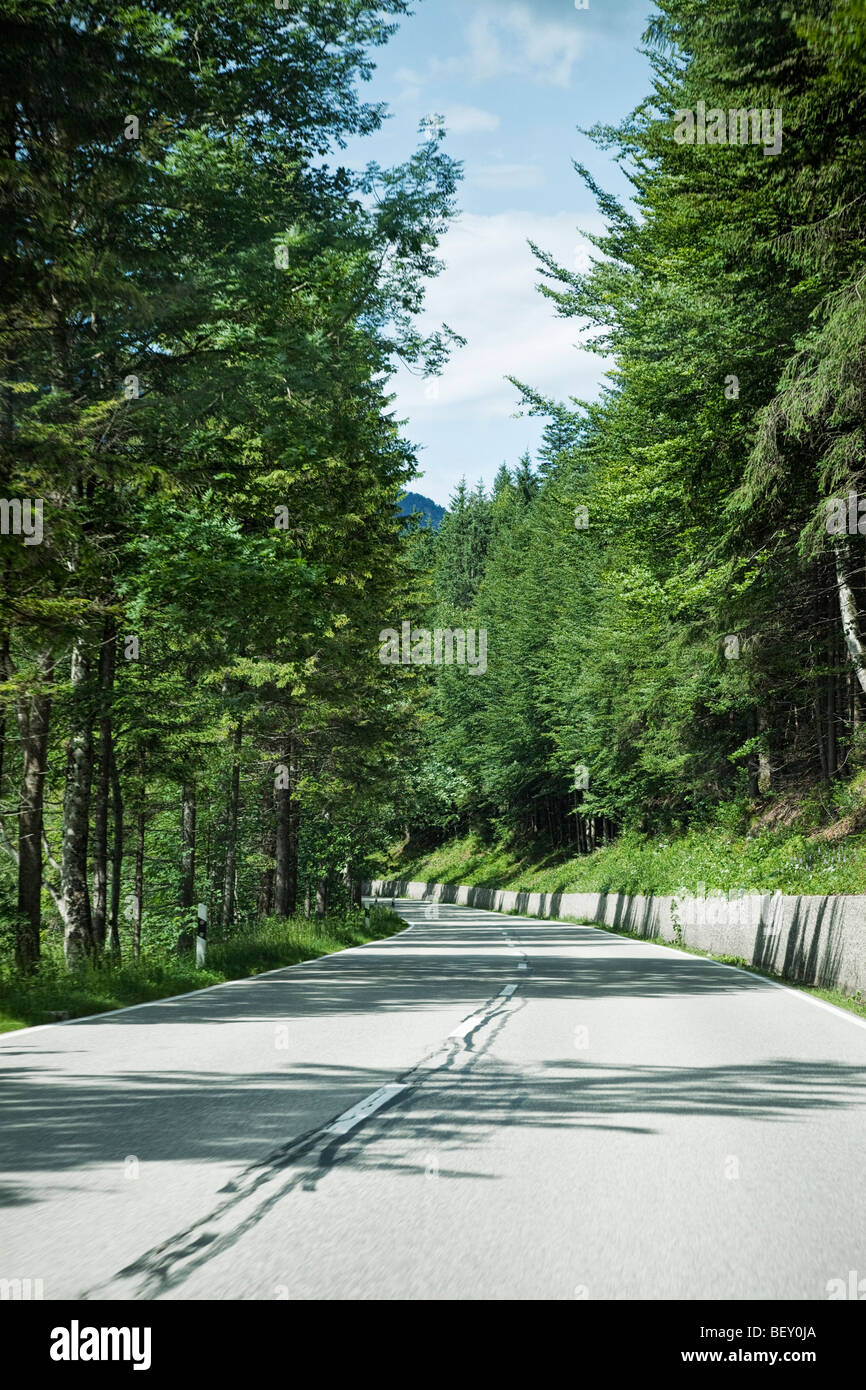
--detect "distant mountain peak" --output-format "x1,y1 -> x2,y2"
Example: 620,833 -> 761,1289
398,491 -> 445,530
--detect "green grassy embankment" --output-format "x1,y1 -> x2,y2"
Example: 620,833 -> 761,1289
380,819 -> 866,898
377,824 -> 866,1020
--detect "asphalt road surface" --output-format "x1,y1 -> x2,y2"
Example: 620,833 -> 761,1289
2,901 -> 866,1301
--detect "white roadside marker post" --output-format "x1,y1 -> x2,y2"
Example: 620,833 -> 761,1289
196,902 -> 208,968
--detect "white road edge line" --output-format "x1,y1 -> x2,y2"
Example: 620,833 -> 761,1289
414,901 -> 866,1030
416,902 -> 866,1035
691,956 -> 866,1032
12,897 -> 863,1045
324,1083 -> 408,1136
0,904 -> 420,1043
559,916 -> 866,1035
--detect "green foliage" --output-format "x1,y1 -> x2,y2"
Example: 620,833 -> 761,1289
392,825 -> 866,898
0,2 -> 461,970
5,0 -> 866,985
384,0 -> 866,865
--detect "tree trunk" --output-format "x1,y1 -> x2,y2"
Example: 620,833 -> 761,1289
91,618 -> 116,950
132,750 -> 145,962
179,780 -> 196,908
0,631 -> 9,808
274,764 -> 290,917
315,876 -> 327,918
108,750 -> 122,954
209,818 -> 223,906
826,668 -> 837,780
287,766 -> 298,916
834,539 -> 866,695
757,706 -> 772,794
257,774 -> 275,918
16,651 -> 53,970
221,716 -> 242,928
814,691 -> 829,781
274,732 -> 298,916
62,637 -> 94,964
747,708 -> 759,798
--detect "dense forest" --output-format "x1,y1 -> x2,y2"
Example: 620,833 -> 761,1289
2,0 -> 866,989
397,0 -> 866,885
0,0 -> 460,975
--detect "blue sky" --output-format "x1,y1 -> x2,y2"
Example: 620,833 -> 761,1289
347,0 -> 656,506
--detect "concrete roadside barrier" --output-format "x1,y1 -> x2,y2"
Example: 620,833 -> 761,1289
364,878 -> 866,998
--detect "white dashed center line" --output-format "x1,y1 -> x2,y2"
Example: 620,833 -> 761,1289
324,1083 -> 407,1136
449,1012 -> 488,1039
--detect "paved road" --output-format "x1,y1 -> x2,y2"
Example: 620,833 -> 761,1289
2,901 -> 866,1300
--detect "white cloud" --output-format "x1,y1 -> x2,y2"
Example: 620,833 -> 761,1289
433,3 -> 586,89
395,66 -> 424,86
394,65 -> 424,104
471,162 -> 545,190
393,211 -> 606,426
440,104 -> 501,135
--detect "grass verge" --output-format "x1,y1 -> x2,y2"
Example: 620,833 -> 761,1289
0,907 -> 404,1035
382,824 -> 866,897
